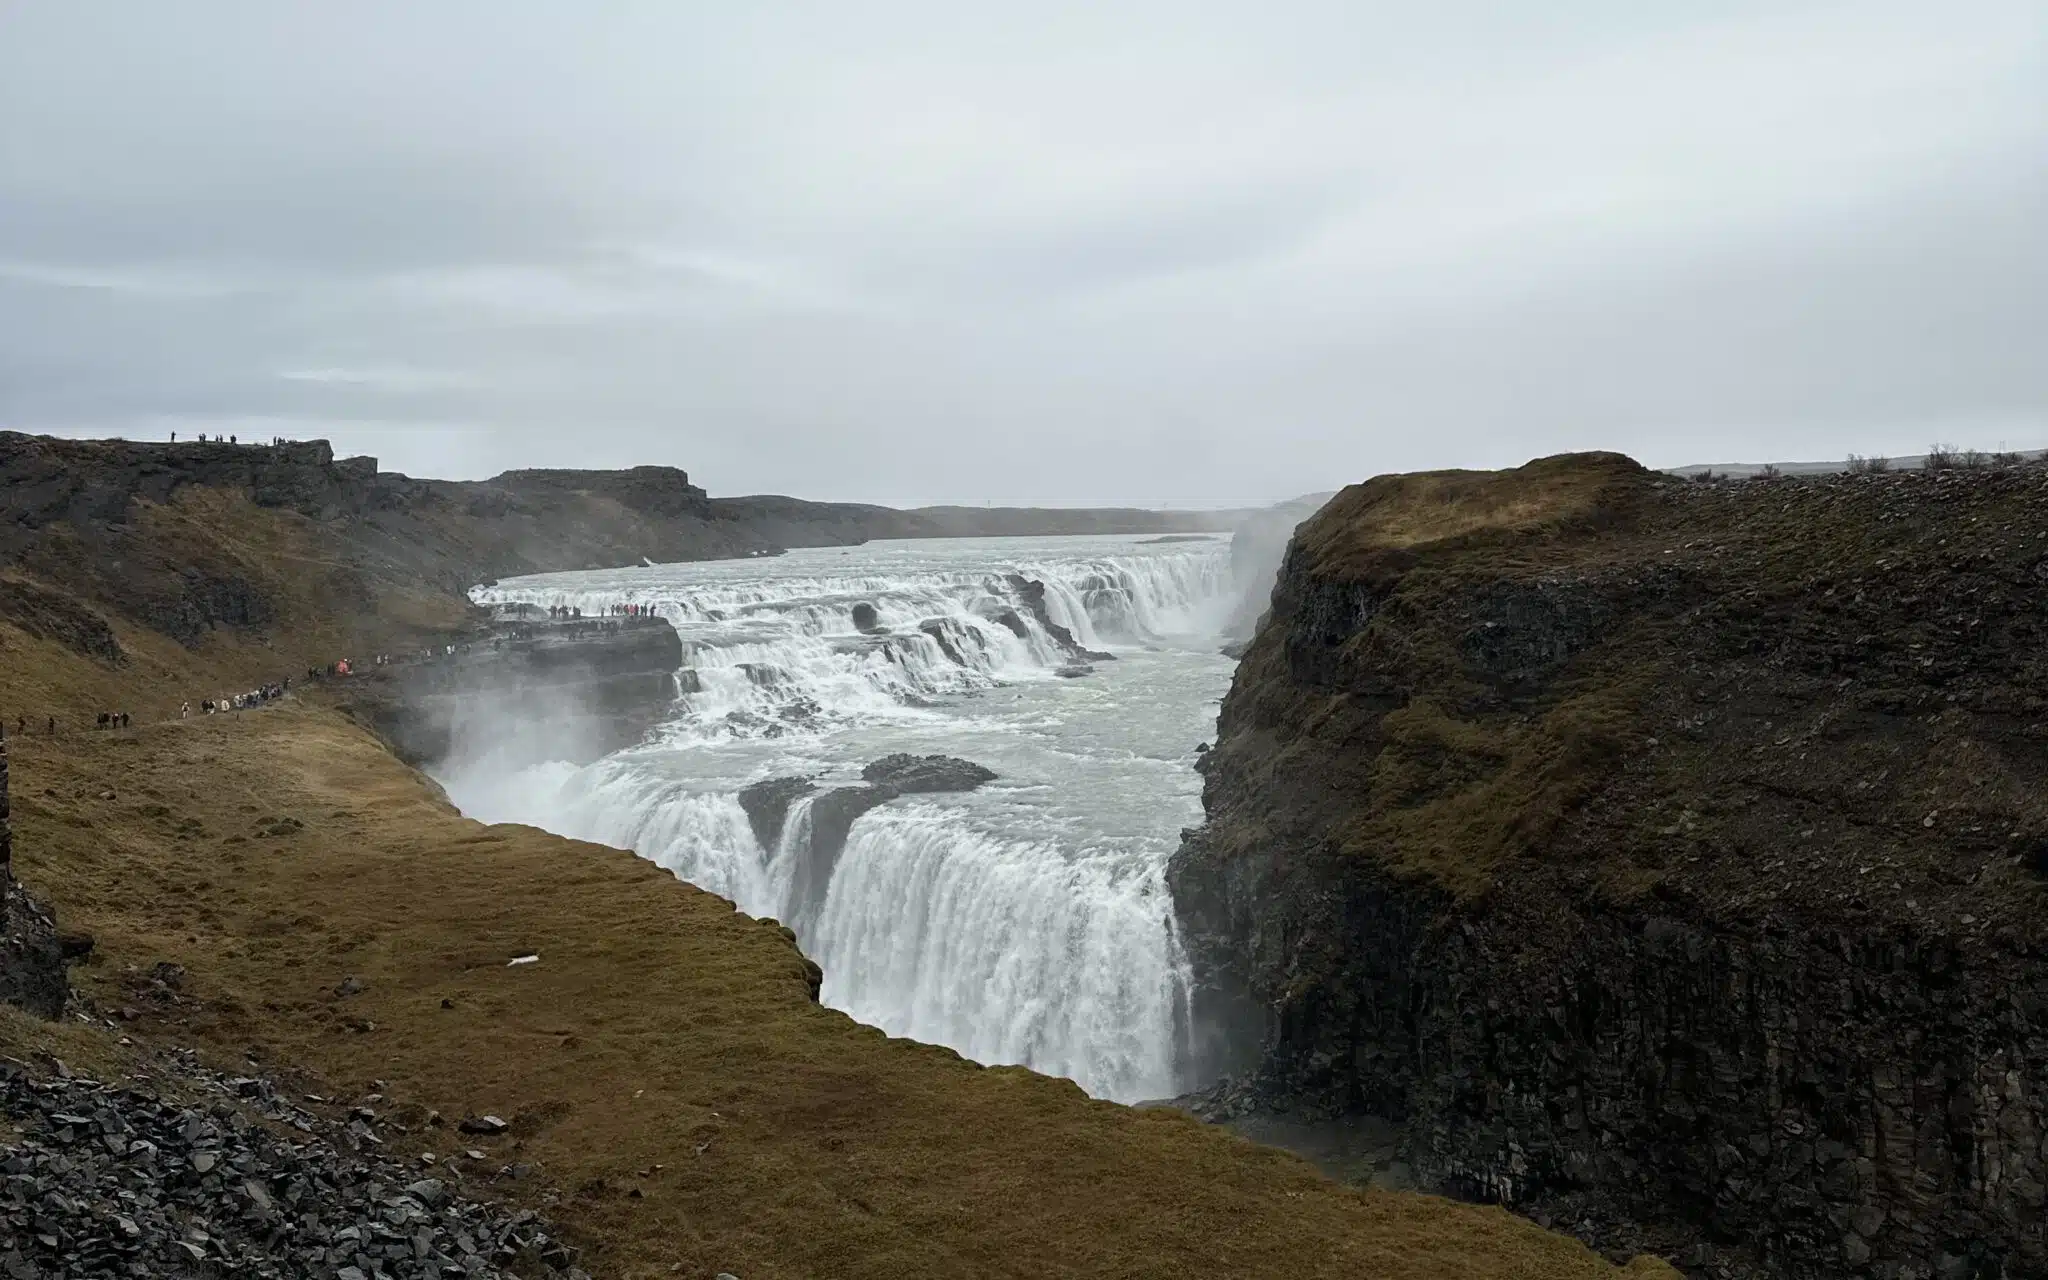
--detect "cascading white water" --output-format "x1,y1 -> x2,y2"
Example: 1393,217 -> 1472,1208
449,534 -> 1234,1102
812,807 -> 1189,1101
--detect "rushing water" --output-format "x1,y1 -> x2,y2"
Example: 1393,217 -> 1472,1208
444,534 -> 1235,1102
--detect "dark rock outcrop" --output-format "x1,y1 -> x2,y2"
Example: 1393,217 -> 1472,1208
757,755 -> 996,935
0,1052 -> 587,1279
739,776 -> 818,851
0,738 -> 70,1019
1169,455 -> 2048,1278
0,579 -> 124,663
338,616 -> 684,769
860,754 -> 998,793
1003,574 -> 1114,663
852,602 -> 888,634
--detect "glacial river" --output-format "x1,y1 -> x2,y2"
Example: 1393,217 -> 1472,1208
446,534 -> 1236,1102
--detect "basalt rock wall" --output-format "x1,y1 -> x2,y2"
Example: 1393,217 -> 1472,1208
337,616 -> 684,770
1169,455 -> 2048,1278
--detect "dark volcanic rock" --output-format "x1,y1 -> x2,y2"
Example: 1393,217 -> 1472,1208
0,579 -> 124,663
918,619 -> 966,665
989,608 -> 1031,640
1003,574 -> 1115,663
738,775 -> 818,850
0,879 -> 67,1020
859,754 -> 996,793
340,616 -> 684,770
781,756 -> 995,934
851,602 -> 888,634
0,1052 -> 586,1280
0,739 -> 72,1020
1170,455 -> 2048,1278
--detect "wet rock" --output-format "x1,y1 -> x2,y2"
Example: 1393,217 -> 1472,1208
918,618 -> 968,665
988,608 -> 1031,639
850,602 -> 888,634
1055,664 -> 1093,678
1003,574 -> 1115,662
738,775 -> 818,851
859,754 -> 996,794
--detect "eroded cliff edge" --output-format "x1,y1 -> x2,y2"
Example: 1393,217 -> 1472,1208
1169,453 -> 2048,1278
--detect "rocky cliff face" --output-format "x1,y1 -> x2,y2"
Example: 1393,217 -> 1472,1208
1169,455 -> 2048,1278
0,737 -> 72,1019
337,615 -> 684,770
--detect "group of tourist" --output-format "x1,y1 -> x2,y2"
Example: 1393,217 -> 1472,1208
8,635 -> 492,745
200,681 -> 288,715
167,431 -> 293,446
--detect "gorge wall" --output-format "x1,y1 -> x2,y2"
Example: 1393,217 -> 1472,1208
1170,454 -> 2048,1279
334,614 -> 685,770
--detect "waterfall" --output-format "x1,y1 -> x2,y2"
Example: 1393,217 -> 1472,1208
811,807 -> 1190,1101
450,536 -> 1231,1102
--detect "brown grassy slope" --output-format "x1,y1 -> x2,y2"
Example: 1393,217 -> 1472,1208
1210,452 -> 2048,918
4,706 -> 1663,1280
1,486 -> 464,731
1292,451 -> 1652,580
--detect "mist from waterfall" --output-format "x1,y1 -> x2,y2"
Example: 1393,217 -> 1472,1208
445,534 -> 1235,1102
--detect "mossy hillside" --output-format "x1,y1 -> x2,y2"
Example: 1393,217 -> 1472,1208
1207,453 -> 2048,927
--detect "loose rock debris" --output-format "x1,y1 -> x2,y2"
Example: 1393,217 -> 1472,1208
0,1051 -> 589,1279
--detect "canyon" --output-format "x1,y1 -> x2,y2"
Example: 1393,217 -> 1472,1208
1170,454 -> 2048,1278
0,433 -> 1662,1279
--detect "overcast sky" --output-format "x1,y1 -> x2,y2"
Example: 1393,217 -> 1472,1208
3,3 -> 2043,505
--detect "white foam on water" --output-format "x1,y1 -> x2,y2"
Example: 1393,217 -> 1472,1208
812,806 -> 1189,1102
450,535 -> 1232,1102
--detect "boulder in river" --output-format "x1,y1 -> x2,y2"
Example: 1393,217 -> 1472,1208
784,756 -> 998,934
1003,574 -> 1115,662
850,602 -> 888,634
860,753 -> 997,793
738,775 -> 819,850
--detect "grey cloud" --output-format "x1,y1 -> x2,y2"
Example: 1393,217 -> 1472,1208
2,1 -> 2042,503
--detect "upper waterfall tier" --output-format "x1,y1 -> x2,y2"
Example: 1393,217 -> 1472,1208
472,536 -> 1232,742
